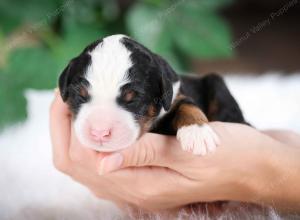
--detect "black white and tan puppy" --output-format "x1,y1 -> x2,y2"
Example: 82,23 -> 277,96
59,34 -> 246,155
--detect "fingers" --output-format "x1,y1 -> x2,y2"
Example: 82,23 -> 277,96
121,133 -> 164,167
98,122 -> 263,175
98,133 -> 180,175
49,89 -> 72,172
106,166 -> 197,211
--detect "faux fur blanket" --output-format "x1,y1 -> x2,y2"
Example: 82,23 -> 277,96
1,74 -> 299,220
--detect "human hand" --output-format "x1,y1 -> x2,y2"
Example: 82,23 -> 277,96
99,120 -> 300,212
50,91 -> 209,211
50,90 -> 300,212
99,120 -> 287,204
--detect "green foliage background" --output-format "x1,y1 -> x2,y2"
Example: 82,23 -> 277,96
0,0 -> 233,129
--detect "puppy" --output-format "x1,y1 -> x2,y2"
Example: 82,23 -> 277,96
58,34 -> 246,155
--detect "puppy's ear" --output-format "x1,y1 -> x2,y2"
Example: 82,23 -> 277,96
161,75 -> 173,111
58,53 -> 91,102
155,55 -> 178,111
58,61 -> 73,102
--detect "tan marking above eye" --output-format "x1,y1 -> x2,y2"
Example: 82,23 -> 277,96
80,87 -> 88,97
147,104 -> 157,117
124,90 -> 136,102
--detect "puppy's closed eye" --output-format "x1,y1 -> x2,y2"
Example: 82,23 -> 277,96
123,90 -> 137,103
79,86 -> 89,98
69,81 -> 90,104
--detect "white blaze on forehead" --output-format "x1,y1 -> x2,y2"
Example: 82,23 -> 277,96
86,34 -> 132,102
74,35 -> 140,151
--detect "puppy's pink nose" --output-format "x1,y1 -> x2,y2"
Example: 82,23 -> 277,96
90,128 -> 111,143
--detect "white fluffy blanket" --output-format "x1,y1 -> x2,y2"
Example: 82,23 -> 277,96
1,74 -> 299,220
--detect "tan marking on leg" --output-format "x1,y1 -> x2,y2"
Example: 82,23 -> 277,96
173,104 -> 208,129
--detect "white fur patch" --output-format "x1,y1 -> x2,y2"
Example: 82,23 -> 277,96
171,81 -> 180,103
158,81 -> 181,119
176,124 -> 220,155
87,34 -> 131,102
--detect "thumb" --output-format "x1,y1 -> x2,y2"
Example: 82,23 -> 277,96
98,133 -> 173,175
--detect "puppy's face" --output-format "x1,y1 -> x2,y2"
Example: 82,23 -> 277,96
59,35 -> 179,152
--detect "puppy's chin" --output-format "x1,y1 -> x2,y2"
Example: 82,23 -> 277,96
82,143 -> 132,152
75,126 -> 140,152
79,136 -> 137,152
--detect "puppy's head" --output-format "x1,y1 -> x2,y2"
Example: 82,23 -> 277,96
59,34 -> 179,152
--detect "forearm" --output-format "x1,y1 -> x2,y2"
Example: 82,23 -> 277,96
260,143 -> 300,212
233,135 -> 300,212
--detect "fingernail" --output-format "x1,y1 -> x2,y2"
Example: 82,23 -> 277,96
99,153 -> 123,175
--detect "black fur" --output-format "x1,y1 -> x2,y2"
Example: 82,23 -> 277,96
59,36 -> 246,132
151,73 -> 247,135
117,37 -> 179,120
180,74 -> 246,123
58,40 -> 102,115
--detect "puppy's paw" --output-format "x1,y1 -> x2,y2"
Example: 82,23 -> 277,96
176,124 -> 220,155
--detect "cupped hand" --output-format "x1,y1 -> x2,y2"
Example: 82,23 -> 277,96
50,91 -> 207,211
50,90 -> 300,212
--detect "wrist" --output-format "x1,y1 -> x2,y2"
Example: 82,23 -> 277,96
235,137 -> 300,212
258,145 -> 300,211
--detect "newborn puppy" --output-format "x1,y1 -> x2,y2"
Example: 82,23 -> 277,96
59,34 -> 246,155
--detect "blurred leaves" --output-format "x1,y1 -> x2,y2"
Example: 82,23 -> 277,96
50,24 -> 106,68
0,0 -> 233,129
172,12 -> 232,58
0,70 -> 27,128
127,0 -> 233,70
0,0 -> 60,33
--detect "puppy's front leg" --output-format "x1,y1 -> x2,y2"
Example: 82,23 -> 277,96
173,98 -> 220,155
